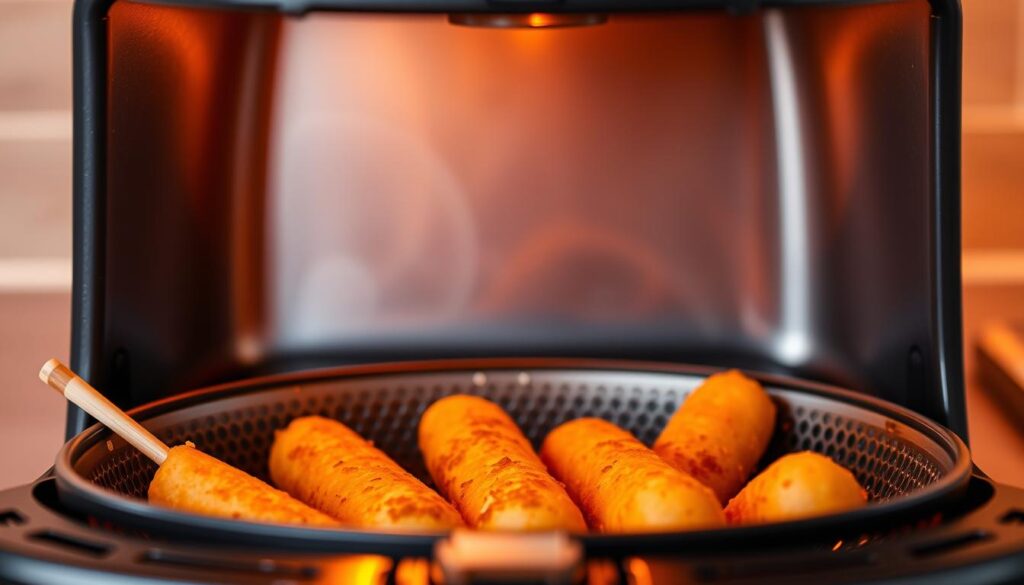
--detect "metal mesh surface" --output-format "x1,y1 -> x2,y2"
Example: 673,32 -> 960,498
79,368 -> 950,505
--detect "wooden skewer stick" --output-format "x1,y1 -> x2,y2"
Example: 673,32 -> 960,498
40,358 -> 169,465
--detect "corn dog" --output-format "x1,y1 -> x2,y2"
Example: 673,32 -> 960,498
37,359 -> 335,528
654,370 -> 776,503
724,451 -> 867,524
419,395 -> 586,532
149,444 -> 338,526
269,416 -> 463,531
541,418 -> 725,533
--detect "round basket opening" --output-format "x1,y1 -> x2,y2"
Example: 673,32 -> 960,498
57,361 -> 971,552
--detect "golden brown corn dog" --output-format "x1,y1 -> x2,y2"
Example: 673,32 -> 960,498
269,416 -> 463,531
724,452 -> 867,524
540,418 -> 725,533
419,395 -> 586,532
653,370 -> 776,503
149,444 -> 338,526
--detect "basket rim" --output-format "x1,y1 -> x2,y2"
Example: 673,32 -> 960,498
53,358 -> 974,554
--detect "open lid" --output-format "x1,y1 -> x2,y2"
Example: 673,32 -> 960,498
68,0 -> 964,438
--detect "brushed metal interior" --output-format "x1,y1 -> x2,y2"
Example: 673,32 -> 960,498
95,1 -> 959,434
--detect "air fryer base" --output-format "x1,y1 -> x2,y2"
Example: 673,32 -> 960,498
0,475 -> 1021,584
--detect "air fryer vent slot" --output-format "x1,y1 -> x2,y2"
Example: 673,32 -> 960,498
1000,510 -> 1024,525
0,510 -> 25,527
141,549 -> 318,578
693,548 -> 877,582
28,531 -> 111,558
910,531 -> 993,559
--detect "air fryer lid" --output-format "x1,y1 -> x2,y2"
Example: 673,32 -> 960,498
54,360 -> 971,554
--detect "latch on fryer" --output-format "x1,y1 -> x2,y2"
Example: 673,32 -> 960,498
435,529 -> 583,585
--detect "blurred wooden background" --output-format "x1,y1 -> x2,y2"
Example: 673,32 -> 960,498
0,0 -> 1022,489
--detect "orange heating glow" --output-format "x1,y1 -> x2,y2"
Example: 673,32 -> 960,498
393,558 -> 430,584
449,12 -> 606,28
627,558 -> 654,585
315,556 -> 393,584
528,13 -> 554,28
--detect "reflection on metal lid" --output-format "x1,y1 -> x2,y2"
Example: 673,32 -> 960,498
448,13 -> 608,29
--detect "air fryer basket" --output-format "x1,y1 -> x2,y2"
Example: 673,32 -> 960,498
54,359 -> 972,554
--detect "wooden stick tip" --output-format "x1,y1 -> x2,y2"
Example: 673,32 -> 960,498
39,359 -> 75,395
39,358 -> 64,385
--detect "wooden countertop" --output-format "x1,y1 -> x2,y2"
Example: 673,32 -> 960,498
962,283 -> 1024,487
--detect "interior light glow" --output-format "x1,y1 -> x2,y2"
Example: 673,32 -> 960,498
448,12 -> 608,29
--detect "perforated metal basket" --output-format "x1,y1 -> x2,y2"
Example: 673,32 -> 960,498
53,359 -> 972,554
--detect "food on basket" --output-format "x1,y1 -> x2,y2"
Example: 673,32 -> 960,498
44,355 -> 880,534
149,443 -> 339,526
270,416 -> 463,530
419,395 -> 587,531
654,369 -> 777,503
724,451 -> 868,524
541,417 -> 725,533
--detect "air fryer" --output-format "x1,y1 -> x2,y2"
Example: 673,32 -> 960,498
0,0 -> 1022,583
